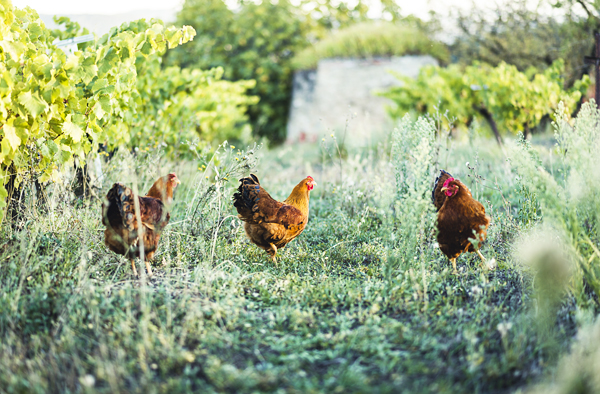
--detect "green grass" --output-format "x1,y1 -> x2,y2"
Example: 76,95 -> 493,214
0,125 -> 584,393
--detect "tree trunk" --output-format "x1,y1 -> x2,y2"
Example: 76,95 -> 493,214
476,107 -> 502,145
73,161 -> 92,200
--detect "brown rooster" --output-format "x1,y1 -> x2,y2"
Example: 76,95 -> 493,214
233,174 -> 316,263
432,170 -> 491,274
102,173 -> 180,277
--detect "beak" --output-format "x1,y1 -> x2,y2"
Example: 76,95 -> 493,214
440,187 -> 448,193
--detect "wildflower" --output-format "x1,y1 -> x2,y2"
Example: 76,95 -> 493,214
497,322 -> 513,339
80,375 -> 95,388
230,145 -> 235,149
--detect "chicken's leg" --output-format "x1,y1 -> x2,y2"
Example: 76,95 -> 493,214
476,249 -> 489,270
269,243 -> 277,265
476,249 -> 486,262
476,249 -> 495,270
450,258 -> 458,275
145,260 -> 153,277
145,252 -> 155,277
130,259 -> 138,277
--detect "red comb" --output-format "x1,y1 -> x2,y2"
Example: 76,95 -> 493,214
307,176 -> 314,181
442,177 -> 454,188
168,173 -> 177,178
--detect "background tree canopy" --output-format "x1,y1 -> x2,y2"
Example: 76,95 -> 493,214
451,0 -> 598,88
164,0 -> 441,145
165,0 -> 312,145
165,0 -> 600,145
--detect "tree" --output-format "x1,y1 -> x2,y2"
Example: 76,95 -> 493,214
166,0 -> 443,144
166,0 -> 312,144
452,0 -> 595,88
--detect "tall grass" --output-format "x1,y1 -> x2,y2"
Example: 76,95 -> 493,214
510,101 -> 600,307
1,108 -> 596,392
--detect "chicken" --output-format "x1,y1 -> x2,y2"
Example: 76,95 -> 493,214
102,173 -> 180,277
233,174 -> 316,262
432,170 -> 491,274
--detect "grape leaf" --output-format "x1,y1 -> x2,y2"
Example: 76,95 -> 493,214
63,120 -> 84,143
18,91 -> 48,118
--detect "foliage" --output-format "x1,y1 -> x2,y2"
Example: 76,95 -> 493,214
381,60 -> 589,140
130,61 -> 258,158
0,1 -> 196,215
386,116 -> 437,281
93,18 -> 258,157
291,21 -> 449,70
510,101 -> 600,307
0,130 -> 575,393
166,0 -> 312,144
49,16 -> 90,43
166,0 -> 444,144
452,0 -> 597,88
382,64 -> 474,128
465,60 -> 588,134
525,314 -> 600,394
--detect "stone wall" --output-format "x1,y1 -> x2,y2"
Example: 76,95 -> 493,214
286,55 -> 438,146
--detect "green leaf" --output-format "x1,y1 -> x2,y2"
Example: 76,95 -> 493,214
2,124 -> 21,151
63,120 -> 84,143
18,91 -> 48,118
92,102 -> 105,120
0,40 -> 24,59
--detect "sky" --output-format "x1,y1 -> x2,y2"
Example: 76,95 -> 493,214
12,0 -> 184,14
12,0 -> 494,17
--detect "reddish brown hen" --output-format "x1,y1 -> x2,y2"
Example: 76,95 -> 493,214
233,174 -> 316,263
102,173 -> 180,277
432,170 -> 491,274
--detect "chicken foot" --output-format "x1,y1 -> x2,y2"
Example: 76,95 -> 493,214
145,260 -> 153,277
130,259 -> 138,277
476,250 -> 494,270
450,258 -> 458,275
269,243 -> 278,265
129,259 -> 153,277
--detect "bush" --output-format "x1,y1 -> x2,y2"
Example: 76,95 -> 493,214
381,60 -> 589,142
291,21 -> 449,70
0,4 -> 195,216
165,0 -> 311,144
510,101 -> 600,307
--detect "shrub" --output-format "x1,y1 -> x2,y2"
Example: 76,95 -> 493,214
385,115 -> 437,280
165,0 -> 311,144
0,4 -> 196,217
510,101 -> 600,307
291,21 -> 449,70
381,60 -> 589,142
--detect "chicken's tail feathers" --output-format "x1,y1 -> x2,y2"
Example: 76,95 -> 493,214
233,175 -> 263,219
105,182 -> 137,231
432,169 -> 454,211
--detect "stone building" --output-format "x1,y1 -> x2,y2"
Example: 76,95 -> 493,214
286,55 -> 438,146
